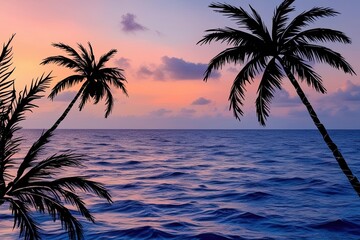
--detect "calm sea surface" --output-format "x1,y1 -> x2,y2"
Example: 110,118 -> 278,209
1,129 -> 360,239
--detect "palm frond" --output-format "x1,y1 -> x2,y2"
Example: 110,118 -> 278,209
281,7 -> 339,42
10,185 -> 95,223
111,79 -> 128,97
0,34 -> 16,129
209,3 -> 271,42
92,81 -> 105,104
13,128 -> 54,187
10,187 -> 60,212
96,67 -> 127,79
9,184 -> 89,223
272,0 -> 295,42
0,35 -> 16,176
41,56 -> 80,71
23,191 -> 83,240
87,42 -> 95,63
0,79 -> 15,114
77,43 -> 93,72
50,177 -> 112,203
98,68 -> 128,96
2,136 -> 22,176
0,34 -> 14,65
203,46 -> 254,81
229,56 -> 267,120
11,73 -> 52,122
55,189 -> 95,222
48,75 -> 84,100
96,49 -> 117,70
50,43 -> 85,69
12,153 -> 83,188
228,74 -> 248,120
0,87 -> 15,109
9,189 -> 84,240
9,184 -> 59,200
98,67 -> 126,80
294,43 -> 355,74
103,84 -> 114,118
292,28 -> 351,44
283,55 -> 326,93
0,35 -> 15,83
1,73 -> 52,180
7,198 -> 41,240
248,5 -> 272,43
78,90 -> 91,111
197,27 -> 263,46
256,58 -> 283,125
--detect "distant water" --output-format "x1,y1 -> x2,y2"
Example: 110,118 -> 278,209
1,129 -> 360,240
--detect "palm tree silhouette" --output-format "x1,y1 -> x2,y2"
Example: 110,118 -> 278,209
198,0 -> 360,196
41,42 -> 128,131
0,36 -> 112,239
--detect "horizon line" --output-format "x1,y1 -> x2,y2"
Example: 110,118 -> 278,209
20,128 -> 360,131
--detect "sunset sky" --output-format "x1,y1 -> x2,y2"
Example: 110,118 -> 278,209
1,0 -> 360,129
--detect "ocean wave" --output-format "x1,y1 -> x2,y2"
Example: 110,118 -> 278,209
240,191 -> 274,201
91,226 -> 177,240
194,208 -> 268,225
310,219 -> 360,233
143,171 -> 189,179
122,160 -> 142,165
161,221 -> 198,230
191,232 -> 241,240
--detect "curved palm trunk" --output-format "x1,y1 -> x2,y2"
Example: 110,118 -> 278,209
281,63 -> 360,197
47,82 -> 88,133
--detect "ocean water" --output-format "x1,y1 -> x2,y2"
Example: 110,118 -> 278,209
1,129 -> 360,240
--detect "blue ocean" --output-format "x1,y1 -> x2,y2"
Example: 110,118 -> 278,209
1,129 -> 360,239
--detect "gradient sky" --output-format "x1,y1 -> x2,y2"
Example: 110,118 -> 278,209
1,0 -> 360,129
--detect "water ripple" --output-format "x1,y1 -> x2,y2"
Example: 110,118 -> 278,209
2,129 -> 359,240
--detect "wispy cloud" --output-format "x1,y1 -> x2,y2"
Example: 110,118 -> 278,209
120,13 -> 147,33
329,80 -> 360,101
115,57 -> 131,68
137,66 -> 164,80
179,108 -> 196,116
273,81 -> 360,110
137,66 -> 154,78
314,80 -> 360,111
272,89 -> 301,107
136,56 -> 221,81
283,80 -> 360,128
191,97 -> 211,106
161,56 -> 220,80
313,80 -> 360,116
150,108 -> 172,117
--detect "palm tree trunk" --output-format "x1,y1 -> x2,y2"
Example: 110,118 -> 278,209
47,82 -> 88,133
281,63 -> 360,197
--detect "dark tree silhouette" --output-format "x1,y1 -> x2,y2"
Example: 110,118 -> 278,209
198,0 -> 360,196
0,36 -> 112,239
41,42 -> 128,131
